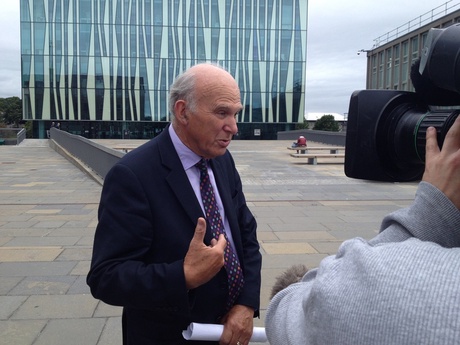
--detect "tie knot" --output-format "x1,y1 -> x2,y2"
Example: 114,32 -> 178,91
195,158 -> 208,172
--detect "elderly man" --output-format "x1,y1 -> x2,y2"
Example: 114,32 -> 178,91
88,63 -> 262,345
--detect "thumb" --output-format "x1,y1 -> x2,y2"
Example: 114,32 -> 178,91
192,217 -> 207,244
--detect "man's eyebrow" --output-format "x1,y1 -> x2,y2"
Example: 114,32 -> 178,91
216,104 -> 243,112
234,104 -> 244,112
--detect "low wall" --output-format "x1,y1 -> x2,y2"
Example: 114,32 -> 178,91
0,128 -> 27,145
277,129 -> 346,146
49,128 -> 123,185
49,127 -> 346,184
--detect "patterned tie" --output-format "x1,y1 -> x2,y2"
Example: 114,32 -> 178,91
195,158 -> 244,310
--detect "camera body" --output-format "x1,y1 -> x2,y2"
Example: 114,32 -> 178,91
345,24 -> 460,182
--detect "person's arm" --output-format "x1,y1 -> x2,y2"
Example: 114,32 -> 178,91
373,181 -> 460,247
266,117 -> 460,345
373,117 -> 460,247
87,164 -> 189,311
266,183 -> 460,345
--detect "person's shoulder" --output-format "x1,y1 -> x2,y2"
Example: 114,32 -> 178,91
214,149 -> 235,166
114,137 -> 162,173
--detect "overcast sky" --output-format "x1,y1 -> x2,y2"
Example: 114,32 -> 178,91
0,0 -> 456,116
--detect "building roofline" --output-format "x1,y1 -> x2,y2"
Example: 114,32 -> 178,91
372,1 -> 460,48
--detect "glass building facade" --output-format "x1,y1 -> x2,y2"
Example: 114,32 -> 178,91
20,0 -> 308,139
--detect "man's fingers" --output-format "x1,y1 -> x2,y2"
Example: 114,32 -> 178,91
194,218 -> 227,251
422,115 -> 460,210
426,116 -> 460,163
214,233 -> 227,251
425,126 -> 439,162
441,115 -> 460,153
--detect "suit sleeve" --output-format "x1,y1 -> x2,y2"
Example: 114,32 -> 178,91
86,163 -> 191,317
374,181 -> 460,247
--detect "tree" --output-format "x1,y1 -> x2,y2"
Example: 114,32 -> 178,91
313,114 -> 340,132
24,121 -> 33,138
0,97 -> 22,127
295,119 -> 309,130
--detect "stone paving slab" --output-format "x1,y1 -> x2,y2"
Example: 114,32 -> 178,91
0,247 -> 63,262
0,320 -> 47,345
0,139 -> 419,344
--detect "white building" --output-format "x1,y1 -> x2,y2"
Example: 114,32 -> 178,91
304,113 -> 346,121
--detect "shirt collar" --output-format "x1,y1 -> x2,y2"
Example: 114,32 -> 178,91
169,125 -> 202,171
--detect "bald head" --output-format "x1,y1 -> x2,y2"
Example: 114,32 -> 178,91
169,63 -> 239,120
169,62 -> 242,158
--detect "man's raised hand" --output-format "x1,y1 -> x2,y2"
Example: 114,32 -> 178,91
184,217 -> 226,290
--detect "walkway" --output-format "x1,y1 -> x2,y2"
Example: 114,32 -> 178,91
0,139 -> 418,344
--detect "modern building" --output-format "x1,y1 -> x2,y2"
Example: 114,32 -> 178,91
20,0 -> 308,139
363,2 -> 460,92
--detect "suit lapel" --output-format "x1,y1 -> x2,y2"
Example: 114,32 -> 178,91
158,130 -> 203,220
157,129 -> 212,243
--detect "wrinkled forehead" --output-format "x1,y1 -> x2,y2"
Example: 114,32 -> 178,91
198,70 -> 241,97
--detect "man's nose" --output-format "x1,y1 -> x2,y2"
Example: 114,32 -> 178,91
224,116 -> 238,135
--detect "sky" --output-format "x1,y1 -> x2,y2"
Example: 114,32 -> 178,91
0,0 -> 456,116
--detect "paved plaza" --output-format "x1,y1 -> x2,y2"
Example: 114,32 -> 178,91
0,138 -> 419,344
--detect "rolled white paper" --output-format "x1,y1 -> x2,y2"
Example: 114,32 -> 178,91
182,322 -> 267,342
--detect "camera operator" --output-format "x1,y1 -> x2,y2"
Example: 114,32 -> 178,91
265,116 -> 460,344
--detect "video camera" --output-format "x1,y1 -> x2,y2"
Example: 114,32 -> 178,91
345,23 -> 460,182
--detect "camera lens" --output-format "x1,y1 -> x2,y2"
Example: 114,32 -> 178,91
379,100 -> 460,181
412,110 -> 460,161
345,89 -> 460,182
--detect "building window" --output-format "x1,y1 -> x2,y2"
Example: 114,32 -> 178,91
411,36 -> 419,63
385,48 -> 392,89
393,44 -> 400,89
401,40 -> 409,90
378,52 -> 384,89
20,0 -> 307,132
371,55 -> 377,89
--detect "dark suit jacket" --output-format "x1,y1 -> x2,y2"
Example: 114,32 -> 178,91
87,128 -> 262,344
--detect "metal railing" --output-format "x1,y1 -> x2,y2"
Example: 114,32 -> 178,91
17,128 -> 26,144
373,1 -> 460,48
49,128 -> 123,182
0,128 -> 26,145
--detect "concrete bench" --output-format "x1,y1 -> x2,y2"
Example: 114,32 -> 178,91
290,153 -> 345,165
287,146 -> 343,154
112,145 -> 139,153
287,145 -> 308,153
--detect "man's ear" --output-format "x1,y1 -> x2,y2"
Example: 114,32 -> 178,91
174,100 -> 188,124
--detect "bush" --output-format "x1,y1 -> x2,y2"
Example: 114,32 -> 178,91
295,120 -> 309,130
0,97 -> 22,127
25,121 -> 33,138
313,114 -> 340,132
